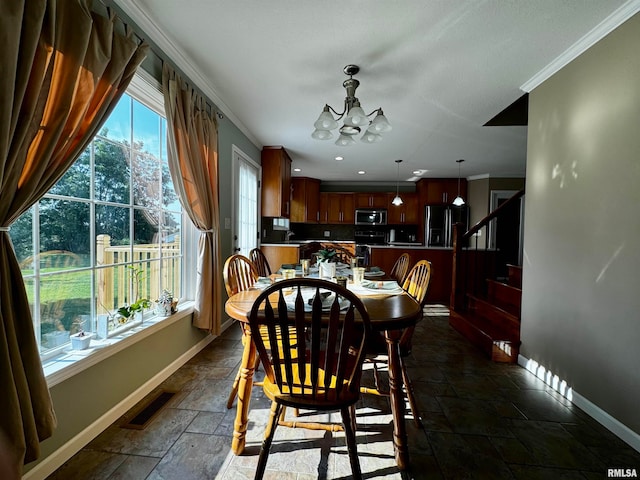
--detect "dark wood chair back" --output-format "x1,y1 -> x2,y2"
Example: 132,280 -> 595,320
223,254 -> 258,297
249,248 -> 272,276
390,252 -> 411,284
248,278 -> 370,478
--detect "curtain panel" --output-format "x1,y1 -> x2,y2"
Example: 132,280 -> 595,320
162,63 -> 222,334
0,0 -> 147,472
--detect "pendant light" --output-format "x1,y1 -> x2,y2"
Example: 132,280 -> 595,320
452,159 -> 465,206
392,159 -> 403,206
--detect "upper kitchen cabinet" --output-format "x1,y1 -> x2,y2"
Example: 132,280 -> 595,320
354,192 -> 389,209
261,146 -> 292,217
417,178 -> 467,205
291,177 -> 320,223
387,192 -> 419,224
324,192 -> 354,224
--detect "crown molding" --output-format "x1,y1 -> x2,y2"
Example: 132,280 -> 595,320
113,0 -> 261,148
521,0 -> 640,92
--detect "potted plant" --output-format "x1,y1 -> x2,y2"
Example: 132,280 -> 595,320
317,248 -> 337,279
117,265 -> 151,324
70,317 -> 92,350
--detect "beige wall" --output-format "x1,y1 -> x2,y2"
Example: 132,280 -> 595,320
522,13 -> 640,437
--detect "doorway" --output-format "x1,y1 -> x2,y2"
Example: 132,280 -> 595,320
232,146 -> 260,258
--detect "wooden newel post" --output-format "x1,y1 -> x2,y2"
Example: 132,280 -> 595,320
450,222 -> 463,312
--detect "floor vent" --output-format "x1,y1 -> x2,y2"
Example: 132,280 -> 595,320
121,390 -> 177,430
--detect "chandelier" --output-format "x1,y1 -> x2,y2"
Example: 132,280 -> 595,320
311,65 -> 391,146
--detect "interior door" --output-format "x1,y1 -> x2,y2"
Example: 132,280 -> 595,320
232,146 -> 260,258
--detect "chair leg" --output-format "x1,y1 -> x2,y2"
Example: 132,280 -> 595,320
400,357 -> 423,429
340,407 -> 362,480
256,401 -> 282,480
227,350 -> 261,409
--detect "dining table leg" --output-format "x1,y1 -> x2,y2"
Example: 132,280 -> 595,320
231,327 -> 257,455
385,329 -> 410,470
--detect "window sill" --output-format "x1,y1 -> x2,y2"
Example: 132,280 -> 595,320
43,301 -> 195,388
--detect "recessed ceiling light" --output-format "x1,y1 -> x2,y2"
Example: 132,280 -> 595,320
335,156 -> 343,161
293,168 -> 301,172
358,170 -> 365,175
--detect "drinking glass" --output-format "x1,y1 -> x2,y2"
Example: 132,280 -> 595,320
300,259 -> 310,276
352,267 -> 365,286
282,269 -> 296,280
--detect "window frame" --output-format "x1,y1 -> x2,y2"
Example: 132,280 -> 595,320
14,70 -> 197,363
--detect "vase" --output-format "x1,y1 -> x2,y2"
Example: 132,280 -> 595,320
319,262 -> 336,279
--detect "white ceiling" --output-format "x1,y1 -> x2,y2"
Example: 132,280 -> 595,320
115,0 -> 633,183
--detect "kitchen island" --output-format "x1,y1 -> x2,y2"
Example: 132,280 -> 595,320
259,241 -> 355,272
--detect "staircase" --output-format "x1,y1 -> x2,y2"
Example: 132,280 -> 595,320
449,190 -> 525,364
449,265 -> 522,363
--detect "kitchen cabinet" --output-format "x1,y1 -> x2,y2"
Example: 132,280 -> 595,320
387,192 -> 419,224
354,192 -> 389,209
291,177 -> 320,223
260,245 -> 299,272
417,178 -> 466,205
261,146 -> 292,217
326,193 -> 354,224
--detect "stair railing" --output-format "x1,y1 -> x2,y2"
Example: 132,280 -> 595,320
450,189 -> 525,312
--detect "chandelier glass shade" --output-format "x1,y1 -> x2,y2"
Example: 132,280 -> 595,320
311,65 -> 391,146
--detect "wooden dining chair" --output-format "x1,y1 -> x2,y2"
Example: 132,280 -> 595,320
362,259 -> 432,428
249,248 -> 272,277
389,252 -> 411,284
248,278 -> 371,480
223,254 -> 259,408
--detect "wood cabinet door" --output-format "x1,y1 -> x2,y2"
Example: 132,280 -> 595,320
388,193 -> 419,224
355,192 -> 389,208
327,193 -> 354,224
291,177 -> 320,223
319,192 -> 329,223
261,146 -> 291,217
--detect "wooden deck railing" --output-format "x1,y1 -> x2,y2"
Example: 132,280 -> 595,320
96,234 -> 181,313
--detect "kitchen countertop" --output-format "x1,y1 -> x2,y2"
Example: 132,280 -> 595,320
261,240 -> 356,247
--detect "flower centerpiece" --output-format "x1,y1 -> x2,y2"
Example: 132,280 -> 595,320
317,248 -> 337,279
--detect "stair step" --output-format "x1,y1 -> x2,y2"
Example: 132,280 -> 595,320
449,310 -> 520,363
467,295 -> 520,337
486,279 -> 521,317
507,264 -> 522,289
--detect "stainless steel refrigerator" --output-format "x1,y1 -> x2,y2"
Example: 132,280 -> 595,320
424,205 -> 469,247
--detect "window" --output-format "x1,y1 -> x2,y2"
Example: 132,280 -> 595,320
10,73 -> 191,359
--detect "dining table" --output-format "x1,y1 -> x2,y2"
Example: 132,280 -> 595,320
224,271 -> 423,471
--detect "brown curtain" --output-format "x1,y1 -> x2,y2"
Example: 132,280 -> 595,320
0,0 -> 147,471
162,63 -> 222,334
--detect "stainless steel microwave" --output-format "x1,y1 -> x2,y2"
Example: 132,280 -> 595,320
355,209 -> 387,226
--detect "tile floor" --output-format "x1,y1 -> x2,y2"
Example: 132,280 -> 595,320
48,307 -> 640,479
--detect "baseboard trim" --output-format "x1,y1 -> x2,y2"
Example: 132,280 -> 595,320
23,335 -> 214,480
517,354 -> 640,453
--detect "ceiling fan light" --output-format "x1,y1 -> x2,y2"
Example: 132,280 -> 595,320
369,110 -> 392,133
452,195 -> 465,206
313,107 -> 338,130
335,133 -> 356,147
391,195 -> 403,206
311,128 -> 333,140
